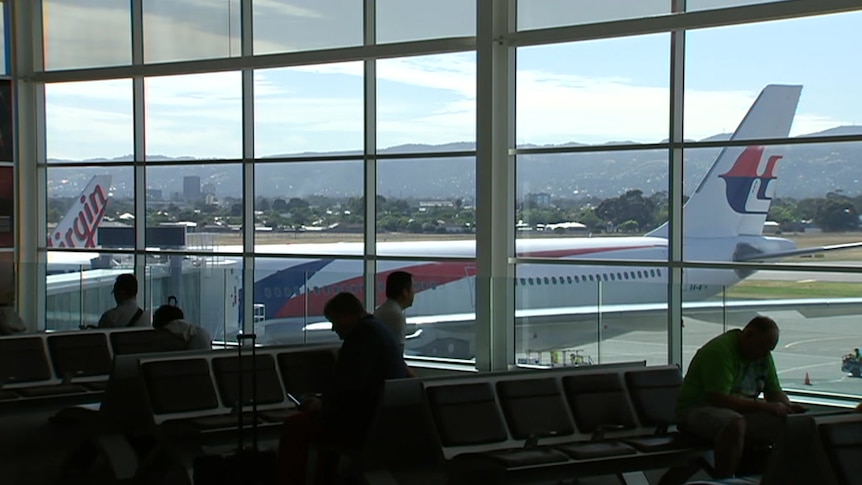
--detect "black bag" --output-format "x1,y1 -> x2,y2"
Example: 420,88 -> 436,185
193,333 -> 277,484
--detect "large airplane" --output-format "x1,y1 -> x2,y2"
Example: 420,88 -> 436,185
43,85 -> 862,357
247,84 -> 854,356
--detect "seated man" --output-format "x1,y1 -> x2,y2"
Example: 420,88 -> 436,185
278,292 -> 409,485
97,274 -> 150,328
151,303 -> 212,351
677,316 -> 805,478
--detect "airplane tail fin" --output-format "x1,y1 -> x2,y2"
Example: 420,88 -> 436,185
48,175 -> 111,249
649,84 -> 802,238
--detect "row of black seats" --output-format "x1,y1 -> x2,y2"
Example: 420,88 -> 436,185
135,344 -> 338,434
0,328 -> 165,405
352,363 -> 713,485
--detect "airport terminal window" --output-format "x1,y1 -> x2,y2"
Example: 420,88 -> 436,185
517,0 -> 671,30
23,1 -> 862,394
146,163 -> 243,254
376,52 -> 476,153
252,0 -> 362,56
376,157 -> 476,257
142,0 -> 240,64
254,63 -> 363,157
46,166 -> 133,251
376,0 -> 475,44
516,34 -> 669,149
686,0 -> 788,11
145,72 -> 242,160
45,79 -> 133,163
685,12 -> 862,143
0,3 -> 6,75
254,160 -> 364,251
41,0 -> 132,70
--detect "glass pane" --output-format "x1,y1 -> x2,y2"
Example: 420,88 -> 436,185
253,0 -> 362,56
143,0 -> 240,63
145,163 -> 243,253
375,260 -> 476,360
253,257 -> 360,346
0,81 -> 11,162
254,161 -> 364,250
254,62 -> 363,158
46,79 -> 133,163
377,52 -> 476,153
0,5 -> 6,75
145,72 -> 242,160
376,0 -> 475,44
42,0 -> 132,70
517,34 -> 670,147
517,151 -> 669,242
687,0 -> 788,11
517,0 -> 670,31
46,166 -> 132,250
682,274 -> 862,397
516,263 -> 669,366
684,142 -> 862,264
144,255 -> 243,343
686,12 -> 862,141
46,253 -> 135,331
377,157 -> 476,257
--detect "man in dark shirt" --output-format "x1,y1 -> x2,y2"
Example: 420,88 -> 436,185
278,292 -> 409,484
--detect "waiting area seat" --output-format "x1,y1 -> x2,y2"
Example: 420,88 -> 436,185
415,363 -> 713,484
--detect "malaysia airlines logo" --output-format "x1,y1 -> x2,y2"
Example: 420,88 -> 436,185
719,146 -> 781,215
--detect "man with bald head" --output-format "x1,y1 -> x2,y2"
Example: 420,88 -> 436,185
677,316 -> 805,478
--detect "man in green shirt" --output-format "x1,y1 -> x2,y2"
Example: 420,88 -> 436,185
677,316 -> 805,478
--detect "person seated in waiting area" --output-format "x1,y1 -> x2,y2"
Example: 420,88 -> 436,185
277,292 -> 409,485
151,302 -> 212,351
0,289 -> 25,335
677,316 -> 806,478
97,274 -> 150,328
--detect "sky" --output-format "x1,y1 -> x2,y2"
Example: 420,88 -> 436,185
37,2 -> 862,164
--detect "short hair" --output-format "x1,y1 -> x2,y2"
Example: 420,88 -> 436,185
745,315 -> 778,334
113,273 -> 138,295
153,304 -> 184,328
323,292 -> 366,319
385,271 -> 413,299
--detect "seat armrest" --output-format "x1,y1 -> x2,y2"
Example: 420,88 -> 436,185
591,424 -> 626,441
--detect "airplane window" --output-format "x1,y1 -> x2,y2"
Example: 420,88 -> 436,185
520,278 -> 527,286
610,273 -> 616,281
551,276 -> 558,285
623,273 -> 629,280
616,272 -> 622,280
574,276 -> 579,283
536,278 -> 542,285
637,270 -> 643,279
650,269 -> 656,278
566,276 -> 573,284
602,274 -> 608,281
528,277 -> 534,285
264,288 -> 272,298
274,287 -> 282,297
543,277 -> 550,285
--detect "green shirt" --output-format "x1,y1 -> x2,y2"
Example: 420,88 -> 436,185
677,329 -> 781,415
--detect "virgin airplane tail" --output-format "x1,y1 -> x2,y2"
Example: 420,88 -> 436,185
47,175 -> 111,249
649,84 -> 802,239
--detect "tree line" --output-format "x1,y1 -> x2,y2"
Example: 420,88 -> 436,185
47,190 -> 861,234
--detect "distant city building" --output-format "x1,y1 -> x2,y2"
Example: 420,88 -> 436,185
183,176 -> 202,201
524,192 -> 552,209
202,183 -> 216,196
147,189 -> 163,200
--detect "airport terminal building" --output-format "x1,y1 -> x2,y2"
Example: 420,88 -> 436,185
2,1 -> 862,484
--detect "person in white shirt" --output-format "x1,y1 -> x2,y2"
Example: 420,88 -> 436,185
373,271 -> 415,351
0,289 -> 25,335
97,274 -> 150,328
152,303 -> 212,351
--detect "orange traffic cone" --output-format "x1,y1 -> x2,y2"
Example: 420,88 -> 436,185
804,372 -> 812,386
